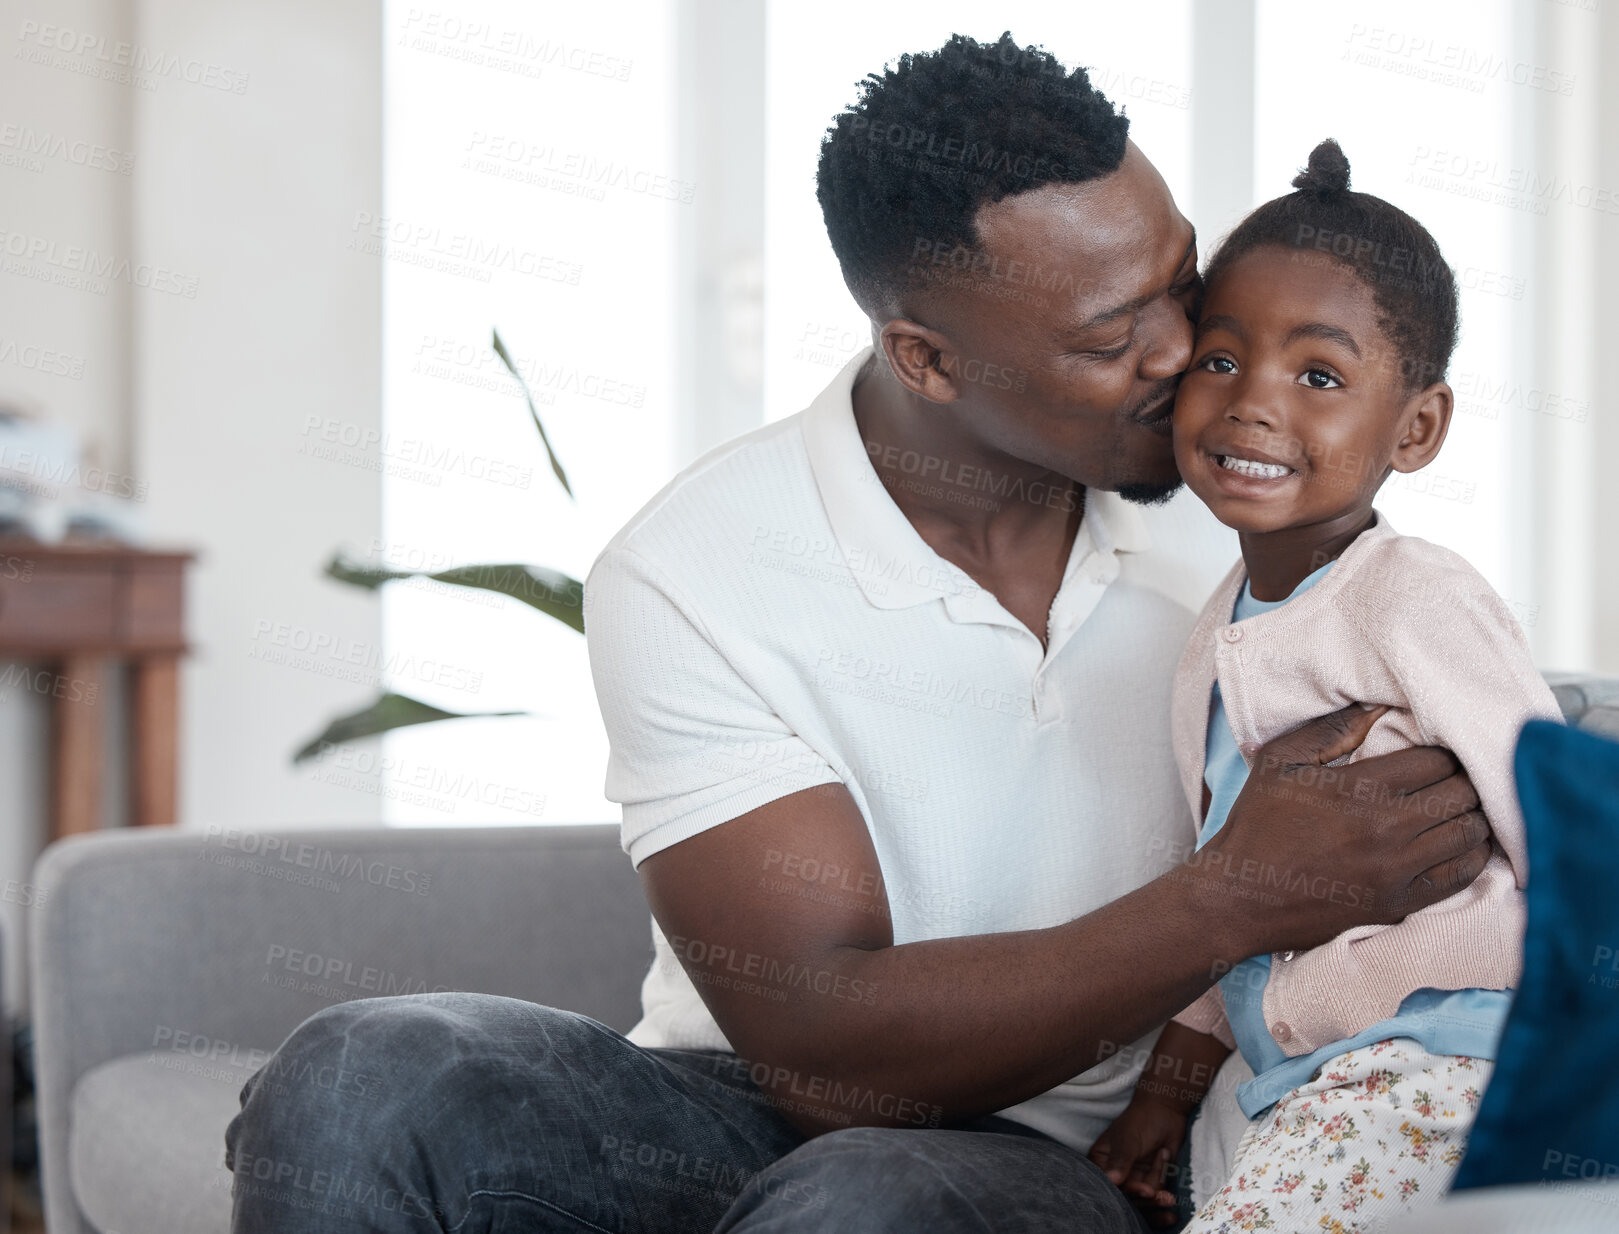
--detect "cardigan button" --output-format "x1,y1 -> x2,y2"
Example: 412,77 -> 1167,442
1222,627 -> 1244,643
1280,950 -> 1295,962
1272,1021 -> 1293,1043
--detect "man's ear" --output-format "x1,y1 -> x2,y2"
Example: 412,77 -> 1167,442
1388,381 -> 1454,473
877,318 -> 962,404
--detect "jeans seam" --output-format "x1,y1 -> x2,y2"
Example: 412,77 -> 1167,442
447,1188 -> 618,1234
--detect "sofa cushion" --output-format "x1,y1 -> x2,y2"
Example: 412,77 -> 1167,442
70,1047 -> 265,1234
1385,1181 -> 1619,1231
1454,720 -> 1619,1188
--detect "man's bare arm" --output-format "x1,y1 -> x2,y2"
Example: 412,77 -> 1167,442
639,704 -> 1489,1136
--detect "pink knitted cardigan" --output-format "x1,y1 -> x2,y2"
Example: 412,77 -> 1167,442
1171,513 -> 1561,1058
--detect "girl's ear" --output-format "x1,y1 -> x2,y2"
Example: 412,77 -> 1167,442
1389,381 -> 1454,474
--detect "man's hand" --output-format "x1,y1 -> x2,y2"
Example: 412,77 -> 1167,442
1088,1097 -> 1187,1228
1190,702 -> 1491,960
635,705 -> 1491,1138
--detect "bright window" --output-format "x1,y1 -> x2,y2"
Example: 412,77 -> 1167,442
381,0 -> 678,824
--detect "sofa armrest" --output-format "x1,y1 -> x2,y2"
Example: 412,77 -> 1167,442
31,824 -> 649,1234
1545,672 -> 1619,741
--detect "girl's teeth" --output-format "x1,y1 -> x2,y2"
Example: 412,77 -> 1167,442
1219,455 -> 1292,480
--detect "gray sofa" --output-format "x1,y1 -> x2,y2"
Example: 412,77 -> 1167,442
31,825 -> 650,1234
30,674 -> 1619,1234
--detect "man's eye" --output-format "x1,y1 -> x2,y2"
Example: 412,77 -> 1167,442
1300,369 -> 1341,389
1171,273 -> 1203,299
1198,355 -> 1237,375
1087,341 -> 1132,361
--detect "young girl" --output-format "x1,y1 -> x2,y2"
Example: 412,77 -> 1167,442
1087,140 -> 1562,1231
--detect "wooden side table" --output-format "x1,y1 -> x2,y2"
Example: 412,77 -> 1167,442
0,541 -> 194,838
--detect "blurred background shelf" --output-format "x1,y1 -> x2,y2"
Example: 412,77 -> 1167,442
0,542 -> 193,839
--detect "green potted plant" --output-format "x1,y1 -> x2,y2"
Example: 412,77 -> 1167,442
292,329 -> 584,764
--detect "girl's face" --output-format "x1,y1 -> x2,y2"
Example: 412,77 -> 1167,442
1171,245 -> 1431,535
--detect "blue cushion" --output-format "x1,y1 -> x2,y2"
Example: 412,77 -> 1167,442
1454,719 -> 1619,1188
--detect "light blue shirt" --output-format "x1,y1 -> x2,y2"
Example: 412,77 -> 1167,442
1199,561 -> 1511,1118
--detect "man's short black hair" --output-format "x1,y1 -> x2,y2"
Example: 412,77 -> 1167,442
816,32 -> 1129,312
1204,139 -> 1460,392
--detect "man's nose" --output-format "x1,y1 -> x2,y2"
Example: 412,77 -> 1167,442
1137,296 -> 1193,381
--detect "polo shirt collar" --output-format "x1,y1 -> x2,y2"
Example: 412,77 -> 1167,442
1084,485 -> 1153,557
802,347 -> 1152,613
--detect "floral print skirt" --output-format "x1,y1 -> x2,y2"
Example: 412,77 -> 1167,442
1185,1039 -> 1491,1233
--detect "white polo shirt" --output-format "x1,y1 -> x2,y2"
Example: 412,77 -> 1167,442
585,349 -> 1236,1151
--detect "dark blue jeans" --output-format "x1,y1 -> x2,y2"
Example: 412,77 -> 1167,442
225,993 -> 1146,1232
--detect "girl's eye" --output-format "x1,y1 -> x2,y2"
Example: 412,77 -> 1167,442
1300,368 -> 1341,389
1199,355 -> 1237,375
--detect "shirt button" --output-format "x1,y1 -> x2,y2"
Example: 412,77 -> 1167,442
1272,1021 -> 1293,1043
1222,627 -> 1244,643
1280,950 -> 1296,962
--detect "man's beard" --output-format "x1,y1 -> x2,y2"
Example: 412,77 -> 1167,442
1116,378 -> 1184,506
1116,478 -> 1183,506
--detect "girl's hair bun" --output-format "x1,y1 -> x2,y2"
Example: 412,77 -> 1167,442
1291,138 -> 1351,195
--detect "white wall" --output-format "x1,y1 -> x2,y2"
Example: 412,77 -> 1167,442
1537,0 -> 1619,673
0,0 -> 387,1009
1597,2 -> 1619,672
131,0 -> 386,830
0,0 -> 134,1009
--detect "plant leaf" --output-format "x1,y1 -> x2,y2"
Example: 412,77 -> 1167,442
492,327 -> 573,499
324,554 -> 586,633
293,691 -> 525,764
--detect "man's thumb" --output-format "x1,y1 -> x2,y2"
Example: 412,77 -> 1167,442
1267,702 -> 1389,768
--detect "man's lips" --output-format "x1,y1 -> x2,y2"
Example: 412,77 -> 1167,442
1131,393 -> 1176,436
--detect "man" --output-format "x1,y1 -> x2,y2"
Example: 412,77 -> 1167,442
227,33 -> 1489,1233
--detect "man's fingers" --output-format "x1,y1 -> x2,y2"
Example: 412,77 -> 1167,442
1267,702 -> 1388,768
1403,810 -> 1492,877
1350,743 -> 1464,797
1388,771 -> 1482,831
1407,839 -> 1492,912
